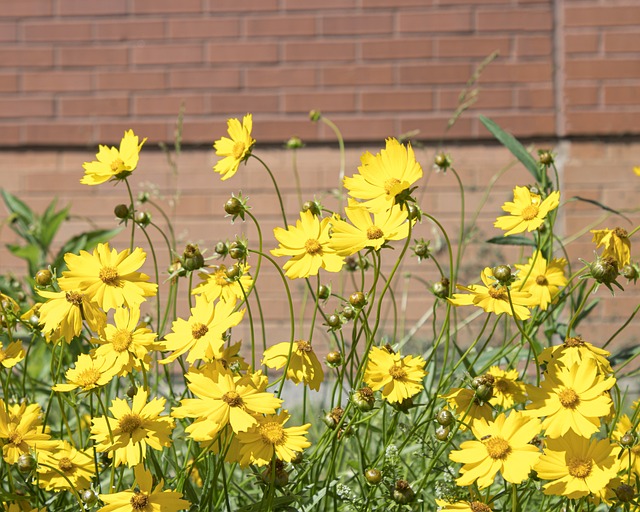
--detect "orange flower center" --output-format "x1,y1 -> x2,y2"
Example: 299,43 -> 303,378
536,275 -> 548,285
214,266 -> 231,286
484,436 -> 511,460
191,323 -> 209,339
558,388 -> 580,408
119,413 -> 143,434
493,378 -> 509,393
259,421 -> 286,445
564,336 -> 585,348
130,492 -> 149,510
305,239 -> 323,255
366,226 -> 384,240
65,291 -> 84,306
567,456 -> 593,478
8,430 -> 23,446
58,457 -> 74,473
232,141 -> 246,160
112,329 -> 133,352
470,502 -> 492,512
613,227 -> 628,239
296,340 -> 312,352
384,177 -> 401,195
77,368 -> 101,388
388,364 -> 407,380
521,204 -> 539,221
110,158 -> 126,173
99,266 -> 120,285
488,286 -> 507,300
222,391 -> 243,407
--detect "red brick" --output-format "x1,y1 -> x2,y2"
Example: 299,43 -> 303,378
322,14 -> 393,35
399,63 -> 473,85
0,125 -> 21,146
97,121 -> 170,144
284,92 -> 356,113
284,41 -> 356,62
566,111 -> 639,135
252,118 -> 318,142
439,87 -> 513,110
399,116 -> 473,138
0,0 -> 52,17
209,93 -> 279,114
133,94 -> 207,116
319,116 -> 396,141
604,32 -> 640,53
132,0 -> 202,13
22,71 -> 93,92
97,71 -> 167,91
168,18 -> 241,39
362,0 -> 437,6
0,74 -> 18,93
565,6 -> 640,28
94,20 -> 166,41
25,123 -> 95,145
437,36 -> 511,58
516,35 -> 552,57
60,96 -> 129,117
168,68 -> 241,89
322,65 -> 394,86
361,91 -> 433,112
23,21 -> 92,42
565,33 -> 600,54
566,59 -> 640,80
246,16 -> 316,37
209,42 -> 279,64
604,85 -> 640,106
565,85 -> 600,108
247,68 -> 316,89
399,10 -> 473,33
58,0 -> 127,16
477,8 -> 552,32
0,98 -> 53,118
209,0 -> 279,12
59,47 -> 128,67
0,22 -> 17,41
133,44 -> 204,66
517,87 -> 554,108
362,38 -> 433,60
479,62 -> 552,83
0,48 -> 53,67
283,0 -> 356,9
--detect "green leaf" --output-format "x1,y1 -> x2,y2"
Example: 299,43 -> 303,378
7,244 -> 41,277
479,115 -> 540,181
570,196 -> 632,223
39,204 -> 70,250
1,189 -> 34,222
51,228 -> 122,272
486,235 -> 536,247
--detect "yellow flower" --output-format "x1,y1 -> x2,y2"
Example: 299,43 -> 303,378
634,166 -> 640,177
448,267 -> 535,321
271,210 -> 345,279
494,186 -> 560,236
329,202 -> 412,256
192,263 -> 253,303
0,340 -> 25,369
91,388 -> 174,467
535,432 -> 618,499
36,440 -> 95,491
435,500 -> 494,512
172,366 -> 282,440
449,411 -> 542,489
613,414 -> 640,477
59,243 -> 157,312
0,400 -> 53,464
262,340 -> 324,391
213,114 -> 255,181
591,227 -> 631,266
343,138 -> 423,213
81,129 -> 146,186
539,336 -> 613,375
37,288 -> 106,343
94,306 -> 157,377
159,294 -> 244,365
52,353 -> 117,393
236,410 -> 311,467
487,366 -> 527,409
513,251 -> 567,310
525,358 -> 615,438
98,464 -> 189,512
440,387 -> 494,430
363,345 -> 426,404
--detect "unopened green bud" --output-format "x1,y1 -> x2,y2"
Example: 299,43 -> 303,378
182,244 -> 205,271
114,204 -> 130,219
286,136 -> 304,149
392,480 -> 415,505
365,468 -> 382,485
35,269 -> 52,287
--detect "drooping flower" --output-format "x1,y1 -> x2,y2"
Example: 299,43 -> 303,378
343,138 -> 423,213
81,129 -> 146,186
0,400 -> 54,464
91,388 -> 174,467
98,464 -> 189,512
487,366 -> 527,409
494,186 -> 560,236
37,288 -> 106,342
591,227 -> 631,266
159,294 -> 244,364
0,340 -> 25,369
449,411 -> 542,489
236,410 -> 311,467
525,358 -> 615,438
36,440 -> 95,491
262,340 -> 324,391
52,353 -> 117,393
213,114 -> 255,181
535,432 -> 618,499
271,210 -> 345,279
539,336 -> 613,375
192,263 -> 253,303
435,500 -> 494,512
59,243 -> 157,312
513,251 -> 567,310
363,345 -> 426,404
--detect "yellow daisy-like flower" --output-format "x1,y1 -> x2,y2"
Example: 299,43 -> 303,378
172,366 -> 282,440
213,114 -> 255,181
37,288 -> 106,343
634,166 -> 640,177
94,306 -> 157,376
191,263 -> 253,303
448,267 -> 535,321
52,353 -> 117,393
236,410 -> 311,467
59,243 -> 157,312
487,366 -> 527,410
0,340 -> 25,369
36,440 -> 95,491
0,400 -> 53,464
363,345 -> 426,404
343,138 -> 423,213
271,210 -> 345,279
81,129 -> 146,186
440,387 -> 494,430
513,251 -> 567,310
98,464 -> 189,512
613,414 -> 640,477
262,340 -> 324,392
449,411 -> 542,489
539,336 -> 613,375
525,358 -> 615,438
535,432 -> 618,499
591,227 -> 631,266
329,202 -> 412,257
435,500 -> 494,512
159,294 -> 244,365
91,388 -> 174,467
494,186 -> 560,236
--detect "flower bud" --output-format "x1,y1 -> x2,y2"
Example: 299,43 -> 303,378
436,409 -> 454,427
620,432 -> 636,448
126,385 -> 137,399
318,284 -> 330,300
225,264 -> 241,281
435,425 -> 450,441
342,305 -> 355,320
326,350 -> 343,367
224,197 -> 243,216
391,396 -> 414,414
326,314 -> 342,330
229,240 -> 247,261
590,256 -> 619,285
351,386 -> 375,412
17,453 -> 36,473
82,489 -> 99,506
392,480 -> 415,505
621,263 -> 639,283
309,110 -> 322,122
432,278 -> 449,299
286,136 -> 304,150
137,191 -> 150,203
475,384 -> 493,403
364,468 -> 382,485
412,239 -> 430,260
434,152 -> 451,171
302,200 -> 322,217
492,265 -> 512,284
114,204 -> 130,219
323,407 -> 344,429
168,259 -> 186,278
35,269 -> 52,287
261,460 -> 289,487
215,241 -> 228,257
538,150 -> 554,166
290,451 -> 304,464
614,483 -> 635,503
349,291 -> 367,309
182,244 -> 205,271
134,211 -> 151,227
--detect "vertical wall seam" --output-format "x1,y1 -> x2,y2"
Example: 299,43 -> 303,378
552,0 -> 566,138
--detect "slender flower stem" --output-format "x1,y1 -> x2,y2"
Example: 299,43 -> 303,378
250,154 -> 288,226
